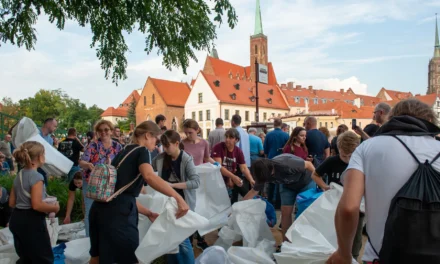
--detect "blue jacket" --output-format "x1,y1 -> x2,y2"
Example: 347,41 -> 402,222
264,128 -> 289,159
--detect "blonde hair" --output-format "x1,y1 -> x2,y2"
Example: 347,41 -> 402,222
131,121 -> 162,144
13,141 -> 45,167
389,99 -> 437,125
337,131 -> 360,155
94,120 -> 115,134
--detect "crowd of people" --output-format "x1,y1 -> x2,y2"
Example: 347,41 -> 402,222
1,98 -> 439,263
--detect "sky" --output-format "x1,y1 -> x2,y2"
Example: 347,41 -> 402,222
1,0 -> 440,109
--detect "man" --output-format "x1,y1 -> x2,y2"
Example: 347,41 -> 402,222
328,99 -> 440,263
155,114 -> 166,129
208,118 -> 226,151
281,123 -> 289,133
112,126 -> 122,143
231,114 -> 250,168
354,103 -> 391,140
304,116 -> 330,166
39,118 -> 58,185
248,127 -> 264,163
311,131 -> 363,260
0,134 -> 14,172
58,128 -> 84,181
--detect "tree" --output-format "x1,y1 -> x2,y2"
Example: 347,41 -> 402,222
127,95 -> 136,125
0,0 -> 238,84
0,97 -> 20,116
117,120 -> 131,132
18,89 -> 65,125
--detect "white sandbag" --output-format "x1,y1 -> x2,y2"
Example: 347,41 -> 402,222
227,246 -> 275,264
195,246 -> 232,264
12,117 -> 73,176
46,218 -> 60,247
214,226 -> 242,251
64,238 -> 91,264
0,229 -> 13,247
135,197 -> 209,264
274,183 -> 357,264
58,222 -> 86,241
136,186 -> 168,242
195,164 -> 231,236
0,253 -> 19,264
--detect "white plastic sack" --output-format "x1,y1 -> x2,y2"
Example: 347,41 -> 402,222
58,222 -> 86,241
195,164 -> 232,236
0,229 -> 13,247
274,183 -> 358,264
12,117 -> 73,176
136,186 -> 168,242
64,238 -> 90,264
195,246 -> 232,264
214,226 -> 242,251
135,197 -> 209,264
46,218 -> 60,247
0,253 -> 19,264
227,246 -> 275,264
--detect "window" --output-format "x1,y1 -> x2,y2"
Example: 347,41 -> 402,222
143,96 -> 146,106
263,112 -> 267,121
225,109 -> 230,120
192,112 -> 196,120
437,101 -> 440,107
319,122 -> 322,127
297,108 -> 300,114
359,122 -> 362,128
245,111 -> 249,121
322,99 -> 327,103
305,98 -> 309,104
295,97 -> 299,103
331,122 -> 334,128
206,110 -> 211,121
206,129 -> 211,138
325,122 -> 327,128
235,110 -> 240,116
152,94 -> 155,104
255,45 -> 258,54
314,98 -> 318,104
199,111 -> 203,121
198,93 -> 203,103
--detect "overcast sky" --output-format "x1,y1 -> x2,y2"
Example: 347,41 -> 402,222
1,0 -> 439,109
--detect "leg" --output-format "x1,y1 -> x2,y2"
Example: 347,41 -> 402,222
279,184 -> 297,241
177,238 -> 195,264
6,158 -> 14,173
352,213 -> 365,260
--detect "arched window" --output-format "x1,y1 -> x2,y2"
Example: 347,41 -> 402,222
143,96 -> 146,106
172,117 -> 177,131
255,45 -> 258,55
152,94 -> 155,104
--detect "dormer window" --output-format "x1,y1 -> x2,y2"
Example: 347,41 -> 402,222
322,99 -> 327,103
249,96 -> 256,102
313,98 -> 318,104
213,80 -> 220,87
295,97 -> 299,103
268,89 -> 274,95
267,98 -> 272,104
234,83 -> 240,90
230,93 -> 237,100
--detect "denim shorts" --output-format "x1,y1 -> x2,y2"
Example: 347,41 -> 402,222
279,180 -> 316,206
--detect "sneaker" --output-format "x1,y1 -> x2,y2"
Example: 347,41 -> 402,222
196,239 -> 209,251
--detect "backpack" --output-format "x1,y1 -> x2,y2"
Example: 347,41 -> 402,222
368,135 -> 440,263
86,146 -> 142,202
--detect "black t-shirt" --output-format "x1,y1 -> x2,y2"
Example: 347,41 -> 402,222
111,144 -> 151,196
58,138 -> 84,166
68,179 -> 82,191
162,151 -> 185,199
315,155 -> 348,186
331,136 -> 339,155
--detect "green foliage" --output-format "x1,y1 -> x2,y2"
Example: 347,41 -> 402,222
117,120 -> 131,132
0,0 -> 238,84
0,175 -> 84,222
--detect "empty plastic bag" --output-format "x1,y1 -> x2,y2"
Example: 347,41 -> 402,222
0,253 -> 19,264
64,238 -> 90,264
227,246 -> 275,264
195,163 -> 232,236
136,186 -> 168,241
135,197 -> 209,264
195,246 -> 232,264
46,218 -> 60,247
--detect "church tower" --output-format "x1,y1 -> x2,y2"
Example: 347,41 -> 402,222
250,0 -> 268,82
428,14 -> 440,94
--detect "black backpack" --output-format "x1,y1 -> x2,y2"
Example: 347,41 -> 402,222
368,135 -> 440,263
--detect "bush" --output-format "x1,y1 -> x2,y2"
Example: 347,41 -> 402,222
0,175 -> 84,223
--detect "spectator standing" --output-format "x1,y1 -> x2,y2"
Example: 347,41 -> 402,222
248,128 -> 264,163
331,125 -> 349,156
231,115 -> 250,168
0,153 -> 10,176
373,102 -> 391,126
0,134 -> 14,172
304,116 -> 330,166
281,123 -> 289,133
182,120 -> 213,166
112,126 -> 122,144
283,127 -> 309,160
208,118 -> 226,151
58,128 -> 84,181
259,132 -> 266,145
38,118 -> 58,186
150,114 -> 166,161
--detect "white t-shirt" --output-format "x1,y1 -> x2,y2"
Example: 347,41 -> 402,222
347,135 -> 440,262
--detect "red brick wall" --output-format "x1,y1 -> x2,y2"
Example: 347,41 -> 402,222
250,35 -> 268,81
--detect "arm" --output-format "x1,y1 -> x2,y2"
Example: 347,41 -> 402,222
243,189 -> 259,200
139,163 -> 189,218
213,157 -> 243,186
258,140 -> 264,156
304,160 -> 315,173
136,200 -> 159,222
354,127 -> 370,140
239,164 -> 255,186
171,157 -> 200,190
31,181 -> 59,214
63,191 -> 76,224
9,186 -> 16,208
312,171 -> 330,191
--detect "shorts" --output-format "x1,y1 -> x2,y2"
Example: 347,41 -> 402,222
279,180 -> 316,206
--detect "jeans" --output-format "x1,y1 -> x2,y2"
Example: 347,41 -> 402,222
279,180 -> 317,206
167,238 -> 195,264
82,180 -> 94,237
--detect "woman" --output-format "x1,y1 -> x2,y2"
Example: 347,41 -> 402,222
283,127 -> 309,160
319,127 -> 330,143
182,119 -> 214,166
89,121 -> 189,264
259,132 -> 266,145
153,130 -> 200,263
331,124 -> 348,156
79,120 -> 123,236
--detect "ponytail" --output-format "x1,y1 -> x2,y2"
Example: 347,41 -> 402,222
13,141 -> 45,167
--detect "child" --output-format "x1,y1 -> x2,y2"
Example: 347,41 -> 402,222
63,171 -> 83,224
0,153 -> 10,176
9,141 -> 60,263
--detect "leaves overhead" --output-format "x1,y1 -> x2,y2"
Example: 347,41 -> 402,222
0,0 -> 238,84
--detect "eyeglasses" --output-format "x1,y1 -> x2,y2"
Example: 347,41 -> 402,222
98,128 -> 110,133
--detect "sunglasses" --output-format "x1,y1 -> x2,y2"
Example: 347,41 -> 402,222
98,128 -> 111,133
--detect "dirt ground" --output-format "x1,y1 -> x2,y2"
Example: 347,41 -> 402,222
193,211 -> 367,263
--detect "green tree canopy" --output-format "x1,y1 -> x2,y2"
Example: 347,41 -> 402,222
0,0 -> 238,83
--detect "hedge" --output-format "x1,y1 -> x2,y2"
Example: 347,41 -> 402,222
0,175 -> 84,223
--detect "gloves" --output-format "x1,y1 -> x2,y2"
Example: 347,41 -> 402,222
213,162 -> 221,167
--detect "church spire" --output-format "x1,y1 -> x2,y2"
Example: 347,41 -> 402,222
435,13 -> 440,58
210,45 -> 219,59
254,0 -> 263,35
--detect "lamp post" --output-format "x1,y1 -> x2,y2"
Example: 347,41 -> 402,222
255,58 -> 260,122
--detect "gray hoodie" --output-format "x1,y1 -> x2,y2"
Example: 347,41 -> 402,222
152,151 -> 200,211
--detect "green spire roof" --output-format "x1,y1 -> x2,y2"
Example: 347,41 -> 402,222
254,0 -> 263,35
435,13 -> 440,58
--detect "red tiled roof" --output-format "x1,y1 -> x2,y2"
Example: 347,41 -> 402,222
382,88 -> 413,100
101,107 -> 128,117
414,94 -> 438,106
201,71 -> 289,110
119,90 -> 140,108
150,78 -> 191,107
190,79 -> 196,87
309,101 -> 373,119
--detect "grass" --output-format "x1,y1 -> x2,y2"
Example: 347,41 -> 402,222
0,175 -> 84,223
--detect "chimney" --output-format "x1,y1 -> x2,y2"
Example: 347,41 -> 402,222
281,84 -> 287,89
331,109 -> 335,115
287,82 -> 294,89
308,85 -> 313,91
354,98 -> 361,108
340,88 -> 344,94
296,85 -> 301,89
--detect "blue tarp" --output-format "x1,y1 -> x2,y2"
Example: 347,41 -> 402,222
253,195 -> 277,227
53,243 -> 66,264
296,188 -> 323,218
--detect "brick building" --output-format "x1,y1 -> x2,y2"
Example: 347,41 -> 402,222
101,90 -> 141,124
136,77 -> 190,130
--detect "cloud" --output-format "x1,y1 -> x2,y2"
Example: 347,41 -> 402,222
286,76 -> 369,95
417,16 -> 436,25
